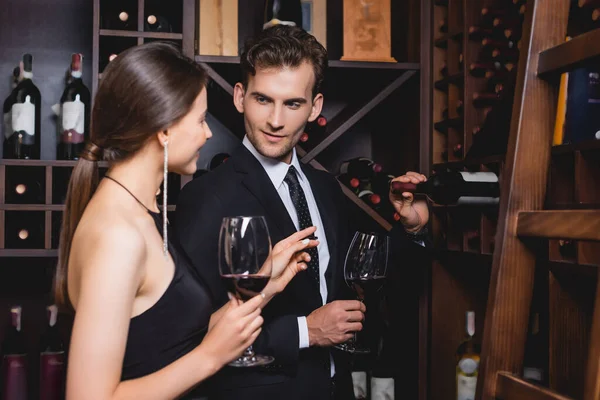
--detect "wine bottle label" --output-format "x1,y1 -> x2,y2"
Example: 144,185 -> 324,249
458,358 -> 478,374
371,377 -> 394,398
40,352 -> 65,400
61,95 -> 85,144
458,171 -> 498,183
1,355 -> 28,400
3,111 -> 13,139
11,95 -> 35,145
456,373 -> 477,400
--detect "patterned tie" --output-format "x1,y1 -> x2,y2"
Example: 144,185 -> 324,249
284,165 -> 320,284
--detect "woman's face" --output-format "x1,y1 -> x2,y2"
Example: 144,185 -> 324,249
167,88 -> 212,175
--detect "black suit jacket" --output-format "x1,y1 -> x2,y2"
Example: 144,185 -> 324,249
173,144 -> 424,400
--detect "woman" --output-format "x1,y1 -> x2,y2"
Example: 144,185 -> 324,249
54,42 -> 317,400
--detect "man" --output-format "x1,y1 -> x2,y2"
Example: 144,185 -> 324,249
174,25 -> 430,400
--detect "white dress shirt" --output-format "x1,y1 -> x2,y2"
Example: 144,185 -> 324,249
243,136 -> 335,377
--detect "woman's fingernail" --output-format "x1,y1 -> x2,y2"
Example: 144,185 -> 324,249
302,238 -> 310,245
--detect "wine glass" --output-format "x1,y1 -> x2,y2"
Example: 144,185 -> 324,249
218,216 -> 274,367
334,231 -> 389,354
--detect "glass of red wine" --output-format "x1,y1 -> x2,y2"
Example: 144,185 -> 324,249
334,231 -> 389,354
218,216 -> 274,367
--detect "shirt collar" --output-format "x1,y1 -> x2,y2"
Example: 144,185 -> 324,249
242,135 -> 305,189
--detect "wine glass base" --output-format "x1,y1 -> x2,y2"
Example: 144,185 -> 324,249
227,354 -> 274,368
333,343 -> 371,354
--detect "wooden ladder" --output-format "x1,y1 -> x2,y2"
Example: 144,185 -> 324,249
476,0 -> 600,399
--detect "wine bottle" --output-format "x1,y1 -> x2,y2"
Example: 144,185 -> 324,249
5,211 -> 45,249
39,305 -> 65,400
339,157 -> 382,180
456,311 -> 480,400
103,8 -> 132,30
390,170 -> 500,206
299,132 -> 309,144
358,189 -> 382,210
440,63 -> 449,77
579,0 -> 600,7
558,239 -> 576,259
209,152 -> 230,170
5,167 -> 44,204
7,54 -> 41,159
3,66 -> 21,158
456,100 -> 464,115
306,114 -> 327,136
522,312 -> 545,384
472,92 -> 500,108
1,306 -> 28,400
263,0 -> 303,30
491,47 -> 520,63
145,14 -> 172,32
58,53 -> 91,160
439,18 -> 448,33
338,173 -> 362,195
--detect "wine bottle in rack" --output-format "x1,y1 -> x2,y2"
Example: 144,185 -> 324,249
209,152 -> 230,170
338,173 -> 362,195
472,92 -> 500,108
442,107 -> 449,120
58,53 -> 91,160
263,0 -> 303,30
103,8 -> 132,30
491,47 -> 520,64
340,157 -> 382,181
1,306 -> 28,400
307,114 -> 327,136
358,189 -> 382,210
3,65 -> 21,158
39,305 -> 65,400
145,14 -> 172,32
456,311 -> 480,400
439,18 -> 448,33
440,63 -> 449,77
7,54 -> 41,159
456,100 -> 464,115
5,211 -> 45,249
390,170 -> 500,206
5,168 -> 44,204
441,144 -> 463,160
468,25 -> 504,41
522,312 -> 544,384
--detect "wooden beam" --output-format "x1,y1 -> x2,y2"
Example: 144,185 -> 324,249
300,71 -> 416,163
538,27 -> 600,77
476,1 -> 571,399
517,210 -> 600,241
199,62 -> 234,96
496,372 -> 574,400
584,276 -> 600,399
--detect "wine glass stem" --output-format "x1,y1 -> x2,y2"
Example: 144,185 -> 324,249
243,345 -> 255,359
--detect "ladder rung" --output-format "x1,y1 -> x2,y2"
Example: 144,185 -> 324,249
517,210 -> 600,241
496,372 -> 573,400
538,27 -> 600,77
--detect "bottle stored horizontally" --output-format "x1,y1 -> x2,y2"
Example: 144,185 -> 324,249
39,305 -> 65,400
390,170 -> 500,206
58,53 -> 91,160
7,54 -> 41,159
1,306 -> 28,400
456,311 -> 480,400
340,157 -> 383,181
263,0 -> 303,30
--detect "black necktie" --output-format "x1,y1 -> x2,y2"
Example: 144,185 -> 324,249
284,165 -> 320,285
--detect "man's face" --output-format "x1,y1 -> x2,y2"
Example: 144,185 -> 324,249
233,62 -> 323,164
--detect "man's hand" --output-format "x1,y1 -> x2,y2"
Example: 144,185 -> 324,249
306,300 -> 366,347
389,171 -> 430,233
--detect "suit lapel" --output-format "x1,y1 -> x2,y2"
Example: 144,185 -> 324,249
300,164 -> 340,301
232,146 -> 297,239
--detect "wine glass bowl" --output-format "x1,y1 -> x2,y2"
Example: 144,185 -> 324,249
335,231 -> 390,354
218,216 -> 274,367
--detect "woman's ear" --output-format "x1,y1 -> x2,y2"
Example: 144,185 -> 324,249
157,129 -> 169,146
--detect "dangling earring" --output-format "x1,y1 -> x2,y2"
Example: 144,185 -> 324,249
162,139 -> 169,258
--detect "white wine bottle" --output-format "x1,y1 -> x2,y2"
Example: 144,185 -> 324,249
456,311 -> 480,400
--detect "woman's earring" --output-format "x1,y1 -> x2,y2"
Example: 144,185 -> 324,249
162,139 -> 169,258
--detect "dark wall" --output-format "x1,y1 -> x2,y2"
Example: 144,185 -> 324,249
0,0 -> 94,160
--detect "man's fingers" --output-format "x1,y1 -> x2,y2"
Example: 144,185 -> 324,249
346,311 -> 364,322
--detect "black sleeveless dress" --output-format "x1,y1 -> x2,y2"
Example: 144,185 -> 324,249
121,210 -> 213,398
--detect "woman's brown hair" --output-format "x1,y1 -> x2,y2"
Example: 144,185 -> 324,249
55,42 -> 208,311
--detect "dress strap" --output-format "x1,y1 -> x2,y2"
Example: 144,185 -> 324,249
104,175 -> 152,213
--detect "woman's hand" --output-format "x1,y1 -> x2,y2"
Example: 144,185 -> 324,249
260,226 -> 319,302
198,294 -> 264,368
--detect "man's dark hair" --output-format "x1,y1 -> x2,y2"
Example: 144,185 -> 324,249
240,25 -> 328,98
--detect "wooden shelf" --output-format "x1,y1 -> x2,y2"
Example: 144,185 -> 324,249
0,249 -> 58,258
198,61 -> 234,95
517,210 -> 600,241
551,139 -> 600,155
195,55 -> 420,70
495,372 -> 572,400
99,29 -> 183,40
300,71 -> 417,163
0,160 -> 110,167
538,28 -> 600,77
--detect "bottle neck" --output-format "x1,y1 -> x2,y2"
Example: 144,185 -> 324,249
22,71 -> 33,80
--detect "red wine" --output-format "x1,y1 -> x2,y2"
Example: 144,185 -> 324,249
209,152 -> 230,171
1,306 -> 27,400
7,54 -> 41,159
347,276 -> 386,301
58,53 -> 91,160
39,305 -> 65,400
390,170 -> 500,206
263,0 -> 303,30
221,274 -> 270,301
